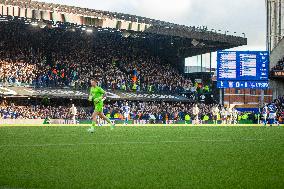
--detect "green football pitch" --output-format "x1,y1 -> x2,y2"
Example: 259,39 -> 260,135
0,126 -> 283,189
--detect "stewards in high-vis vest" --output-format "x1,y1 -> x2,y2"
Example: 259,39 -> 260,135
185,114 -> 191,124
132,83 -> 137,91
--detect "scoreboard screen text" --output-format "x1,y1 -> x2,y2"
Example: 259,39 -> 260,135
217,51 -> 269,89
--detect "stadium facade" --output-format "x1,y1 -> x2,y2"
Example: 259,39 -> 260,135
266,0 -> 284,52
0,0 -> 257,124
0,0 -> 246,68
0,0 -> 246,97
266,0 -> 284,98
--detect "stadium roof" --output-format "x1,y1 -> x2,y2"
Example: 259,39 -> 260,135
0,0 -> 247,58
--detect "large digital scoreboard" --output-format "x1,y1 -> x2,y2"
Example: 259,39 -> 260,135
217,51 -> 269,89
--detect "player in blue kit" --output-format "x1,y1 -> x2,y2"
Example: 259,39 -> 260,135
121,102 -> 131,125
267,103 -> 280,127
262,104 -> 269,126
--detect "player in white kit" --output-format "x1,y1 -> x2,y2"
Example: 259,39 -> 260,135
232,108 -> 239,124
211,105 -> 219,125
227,107 -> 233,125
192,104 -> 200,125
121,102 -> 131,125
262,104 -> 269,126
220,107 -> 226,124
70,104 -> 77,124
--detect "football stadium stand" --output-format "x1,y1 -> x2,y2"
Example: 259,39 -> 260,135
0,0 -> 250,124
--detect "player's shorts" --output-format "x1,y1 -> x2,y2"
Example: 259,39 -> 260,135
124,112 -> 129,119
94,101 -> 103,112
193,115 -> 198,120
213,115 -> 217,120
269,113 -> 276,119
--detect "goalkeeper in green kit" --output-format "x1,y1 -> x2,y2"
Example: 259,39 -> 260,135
87,79 -> 115,133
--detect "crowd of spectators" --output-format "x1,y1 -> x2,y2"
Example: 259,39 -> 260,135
0,20 -> 202,94
0,60 -> 37,85
273,95 -> 284,122
0,100 -> 219,120
3,96 -> 283,123
1,99 -> 269,124
272,57 -> 284,71
0,104 -> 87,119
119,55 -> 193,93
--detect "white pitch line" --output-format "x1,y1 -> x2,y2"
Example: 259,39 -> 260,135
0,138 -> 265,148
242,138 -> 264,141
200,139 -> 235,142
200,138 -> 264,142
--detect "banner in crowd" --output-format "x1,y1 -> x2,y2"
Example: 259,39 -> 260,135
0,119 -> 188,125
0,119 -> 258,125
271,70 -> 284,78
0,86 -> 190,101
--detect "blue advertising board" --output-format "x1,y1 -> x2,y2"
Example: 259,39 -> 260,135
217,51 -> 269,89
217,81 -> 269,89
217,51 -> 269,81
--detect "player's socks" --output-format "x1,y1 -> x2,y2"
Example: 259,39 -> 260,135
88,123 -> 95,133
92,121 -> 96,127
105,117 -> 112,124
110,123 -> 115,130
103,117 -> 115,129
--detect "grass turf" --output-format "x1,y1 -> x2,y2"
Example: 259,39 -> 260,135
0,126 -> 283,189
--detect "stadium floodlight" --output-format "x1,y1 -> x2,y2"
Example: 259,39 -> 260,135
86,29 -> 93,33
122,31 -> 131,38
31,22 -> 38,26
242,33 -> 246,37
191,39 -> 199,47
38,22 -> 47,29
0,17 -> 8,22
225,30 -> 229,34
